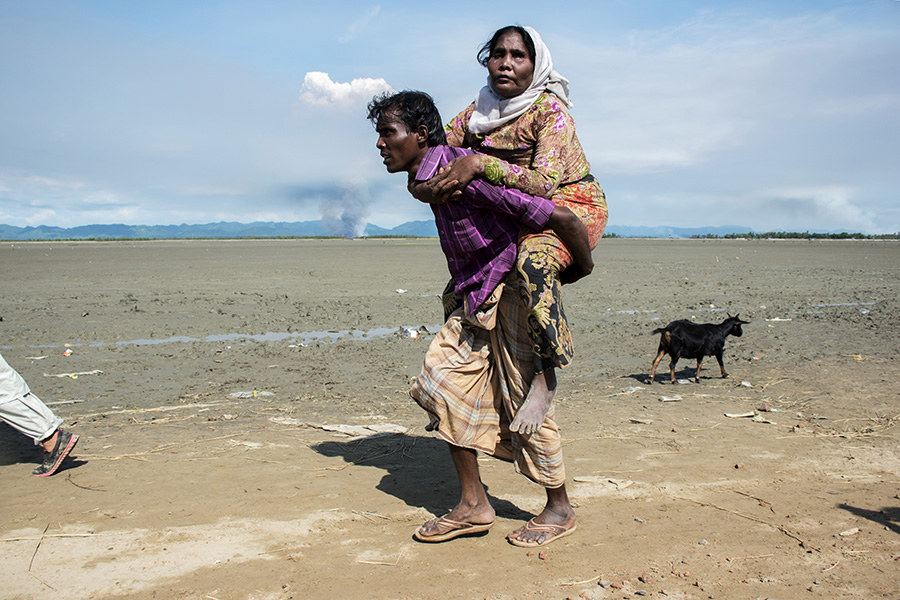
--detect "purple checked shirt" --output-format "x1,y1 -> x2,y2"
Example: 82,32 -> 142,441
414,145 -> 555,314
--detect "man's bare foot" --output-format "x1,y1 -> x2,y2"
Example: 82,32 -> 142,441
417,501 -> 495,538
506,504 -> 576,547
509,368 -> 556,435
507,483 -> 574,546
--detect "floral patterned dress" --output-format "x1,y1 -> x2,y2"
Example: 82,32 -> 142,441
445,92 -> 608,372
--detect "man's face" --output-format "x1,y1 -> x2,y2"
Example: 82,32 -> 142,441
375,110 -> 423,174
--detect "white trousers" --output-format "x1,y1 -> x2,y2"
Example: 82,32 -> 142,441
0,392 -> 62,445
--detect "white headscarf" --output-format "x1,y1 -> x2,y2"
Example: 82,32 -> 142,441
468,26 -> 572,136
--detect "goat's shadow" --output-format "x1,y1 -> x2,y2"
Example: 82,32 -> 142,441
312,433 -> 532,521
625,368 -> 707,385
837,503 -> 900,535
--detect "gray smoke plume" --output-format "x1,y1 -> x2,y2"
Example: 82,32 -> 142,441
282,181 -> 371,238
319,181 -> 370,238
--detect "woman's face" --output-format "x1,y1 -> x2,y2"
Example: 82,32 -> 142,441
487,31 -> 535,99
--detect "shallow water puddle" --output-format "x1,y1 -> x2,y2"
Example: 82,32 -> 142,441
23,325 -> 442,350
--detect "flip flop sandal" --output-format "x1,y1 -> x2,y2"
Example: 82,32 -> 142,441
507,517 -> 577,547
414,515 -> 495,543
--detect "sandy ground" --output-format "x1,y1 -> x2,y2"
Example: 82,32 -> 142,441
1,238 -> 897,600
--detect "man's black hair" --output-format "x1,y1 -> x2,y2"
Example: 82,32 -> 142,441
367,90 -> 447,147
477,25 -> 536,68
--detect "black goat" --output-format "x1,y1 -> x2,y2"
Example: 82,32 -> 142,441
649,314 -> 749,384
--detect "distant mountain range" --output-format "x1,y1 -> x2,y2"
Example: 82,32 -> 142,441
0,221 -> 758,241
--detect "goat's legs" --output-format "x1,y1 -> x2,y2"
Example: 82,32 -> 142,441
715,352 -> 728,378
694,359 -> 703,383
668,359 -> 678,384
650,349 -> 667,384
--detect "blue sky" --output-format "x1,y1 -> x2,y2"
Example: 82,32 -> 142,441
1,0 -> 898,234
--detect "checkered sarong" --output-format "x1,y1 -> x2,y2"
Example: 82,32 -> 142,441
409,275 -> 566,488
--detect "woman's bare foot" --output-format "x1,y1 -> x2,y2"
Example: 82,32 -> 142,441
509,368 -> 556,434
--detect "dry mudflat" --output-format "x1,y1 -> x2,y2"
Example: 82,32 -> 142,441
1,238 -> 897,600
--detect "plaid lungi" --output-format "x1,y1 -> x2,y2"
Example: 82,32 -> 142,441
409,274 -> 566,488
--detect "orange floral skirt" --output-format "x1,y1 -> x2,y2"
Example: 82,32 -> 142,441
517,177 -> 608,372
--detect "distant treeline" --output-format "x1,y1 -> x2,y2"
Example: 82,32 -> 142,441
690,231 -> 900,240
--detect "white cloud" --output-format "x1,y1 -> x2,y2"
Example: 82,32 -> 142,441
0,171 -> 136,225
0,172 -> 85,206
574,11 -> 900,177
11,174 -> 87,191
756,185 -> 879,233
176,185 -> 249,198
339,5 -> 381,43
605,182 -> 886,233
21,209 -> 58,227
299,71 -> 394,108
813,93 -> 900,118
82,190 -> 129,206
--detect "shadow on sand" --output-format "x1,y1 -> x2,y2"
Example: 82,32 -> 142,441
837,503 -> 900,535
625,368 -> 708,385
312,432 -> 532,521
0,422 -> 87,475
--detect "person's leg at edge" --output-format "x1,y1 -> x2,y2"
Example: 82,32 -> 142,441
506,482 -> 576,545
40,430 -> 60,452
418,443 -> 496,535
